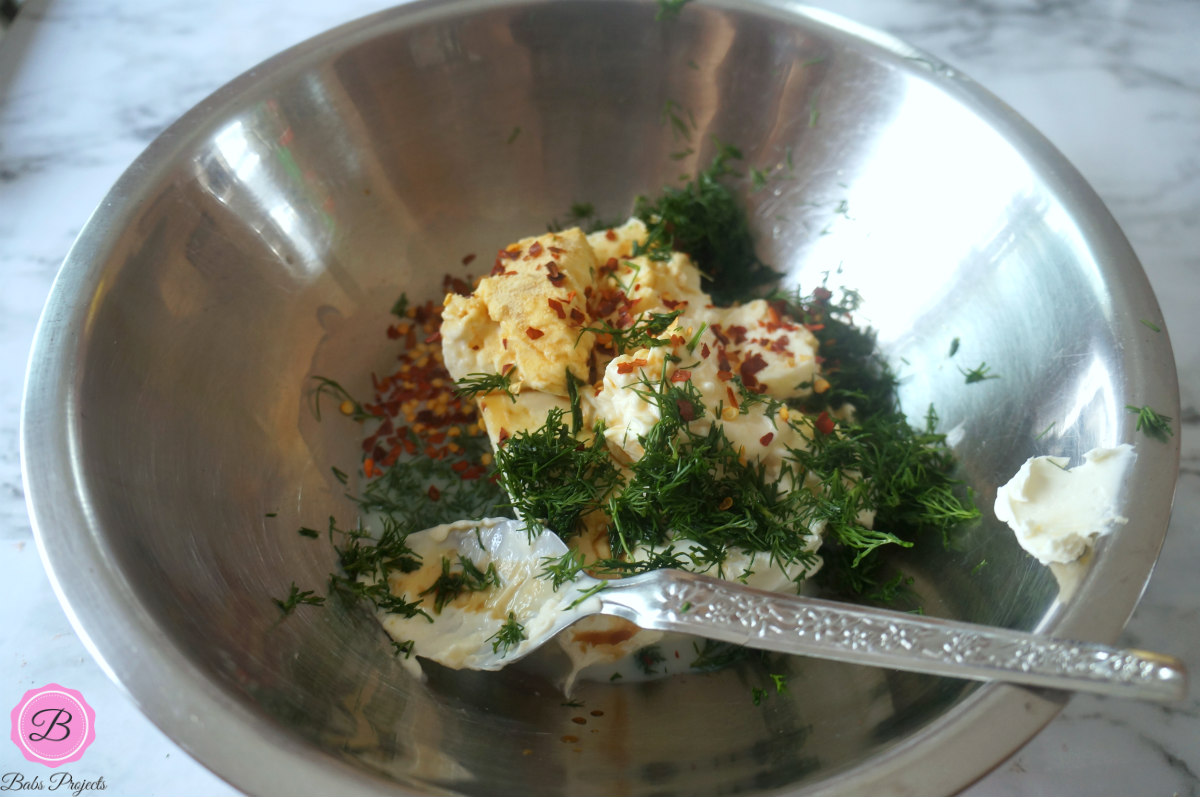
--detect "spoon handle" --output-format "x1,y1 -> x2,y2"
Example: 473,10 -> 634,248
597,569 -> 1187,702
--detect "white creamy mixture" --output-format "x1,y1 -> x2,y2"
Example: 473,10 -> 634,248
390,218 -> 837,677
993,444 -> 1136,564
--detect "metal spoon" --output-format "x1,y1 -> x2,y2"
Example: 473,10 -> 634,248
386,518 -> 1186,702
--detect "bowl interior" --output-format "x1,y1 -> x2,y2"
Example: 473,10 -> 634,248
27,1 -> 1179,795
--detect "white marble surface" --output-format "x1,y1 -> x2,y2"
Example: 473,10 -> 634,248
1,1 -> 1197,795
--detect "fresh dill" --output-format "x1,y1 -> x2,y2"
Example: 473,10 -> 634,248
273,582 -> 325,616
310,376 -> 377,422
971,559 -> 988,575
297,526 -> 320,539
507,126 -> 522,144
1034,421 -> 1056,441
419,554 -> 502,613
635,645 -> 666,675
561,698 -> 585,708
751,687 -> 769,705
390,293 -> 409,318
770,673 -> 788,693
537,549 -> 587,590
655,0 -> 694,20
494,408 -> 621,538
1140,319 -> 1161,332
948,337 -> 960,357
265,512 -> 277,518
691,640 -> 749,671
566,581 -> 608,611
391,639 -> 415,658
1126,404 -> 1173,442
633,142 -> 779,304
487,612 -> 526,656
583,309 -> 682,354
960,362 -> 999,384
661,99 -> 694,141
454,369 -> 518,402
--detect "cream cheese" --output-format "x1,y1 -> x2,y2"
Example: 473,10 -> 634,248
993,444 -> 1136,565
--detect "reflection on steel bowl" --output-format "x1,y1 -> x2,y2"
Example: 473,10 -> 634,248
22,1 -> 1179,795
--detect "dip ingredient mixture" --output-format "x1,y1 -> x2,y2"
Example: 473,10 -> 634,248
309,148 -> 979,679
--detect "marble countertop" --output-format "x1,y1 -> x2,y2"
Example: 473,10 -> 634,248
1,1 -> 1197,794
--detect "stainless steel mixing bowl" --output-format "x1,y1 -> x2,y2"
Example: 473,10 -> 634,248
21,1 -> 1180,795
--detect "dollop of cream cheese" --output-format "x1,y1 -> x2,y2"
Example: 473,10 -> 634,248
993,444 -> 1136,565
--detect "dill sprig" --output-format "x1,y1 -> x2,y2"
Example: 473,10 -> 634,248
455,369 -> 518,403
635,645 -> 666,675
768,284 -> 896,419
310,376 -> 378,422
419,554 -> 502,613
633,142 -> 780,304
583,309 -> 682,354
487,612 -> 527,656
1126,404 -> 1173,442
960,362 -> 999,384
494,408 -> 622,539
273,582 -> 325,616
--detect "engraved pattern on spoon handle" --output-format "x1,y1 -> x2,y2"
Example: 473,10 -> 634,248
598,570 -> 1186,702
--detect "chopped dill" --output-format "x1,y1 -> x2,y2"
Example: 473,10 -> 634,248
750,167 -> 770,192
391,639 -> 415,658
770,673 -> 788,693
661,99 -> 694,141
297,526 -> 320,539
655,0 -> 694,20
751,687 -> 769,705
420,554 -> 502,613
265,512 -> 277,518
583,309 -> 682,354
273,582 -> 325,615
487,612 -> 526,656
454,369 -> 518,403
1034,421 -> 1056,441
1140,319 -> 1161,332
948,337 -> 960,357
635,645 -> 666,675
495,409 -> 621,538
1126,404 -> 1173,442
310,376 -> 377,422
331,466 -> 349,485
670,147 -> 694,161
960,362 -> 999,384
506,126 -> 521,144
690,640 -> 748,672
561,698 -> 585,708
633,142 -> 779,304
537,549 -> 587,590
567,581 -> 608,611
390,293 -> 409,318
971,559 -> 988,575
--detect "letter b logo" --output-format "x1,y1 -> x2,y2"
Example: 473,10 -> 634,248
10,684 -> 96,767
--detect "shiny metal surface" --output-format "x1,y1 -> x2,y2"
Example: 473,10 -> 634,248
20,1 -> 1179,795
405,522 -> 1186,701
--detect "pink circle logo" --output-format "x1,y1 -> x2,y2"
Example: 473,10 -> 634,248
10,684 -> 97,767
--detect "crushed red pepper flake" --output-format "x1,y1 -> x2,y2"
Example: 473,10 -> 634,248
461,253 -> 476,265
815,411 -> 835,436
605,229 -> 617,241
526,326 -> 545,339
760,432 -> 774,446
670,369 -> 692,383
547,297 -> 566,319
